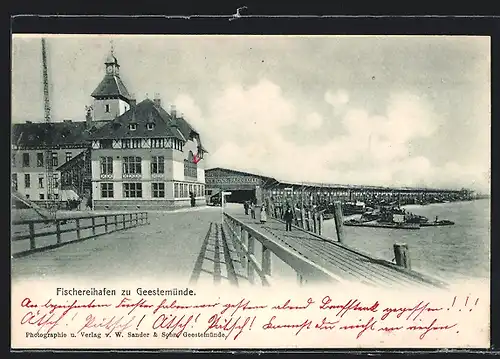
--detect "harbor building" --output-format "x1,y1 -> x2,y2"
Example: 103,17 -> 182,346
205,167 -> 473,206
205,167 -> 273,203
11,121 -> 92,203
11,45 -> 207,210
89,98 -> 207,210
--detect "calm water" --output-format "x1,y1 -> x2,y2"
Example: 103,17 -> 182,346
320,199 -> 491,282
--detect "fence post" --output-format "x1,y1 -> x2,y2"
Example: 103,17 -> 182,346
241,229 -> 248,271
393,243 -> 411,269
333,201 -> 345,243
297,272 -> 304,286
115,215 -> 118,229
76,219 -> 81,240
122,214 -> 126,229
247,234 -> 255,284
91,217 -> 96,236
135,213 -> 138,226
262,245 -> 272,283
56,221 -> 61,244
29,222 -> 36,250
104,216 -> 108,232
129,213 -> 133,226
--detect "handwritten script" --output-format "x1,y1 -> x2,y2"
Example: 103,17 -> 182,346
16,294 -> 481,343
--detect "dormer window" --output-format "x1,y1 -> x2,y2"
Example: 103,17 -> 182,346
147,123 -> 155,131
129,123 -> 137,131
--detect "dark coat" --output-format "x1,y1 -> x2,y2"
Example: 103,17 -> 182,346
283,208 -> 294,221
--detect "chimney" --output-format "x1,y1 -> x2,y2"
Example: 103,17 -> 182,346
85,105 -> 93,128
170,105 -> 178,127
129,93 -> 136,110
153,93 -> 161,107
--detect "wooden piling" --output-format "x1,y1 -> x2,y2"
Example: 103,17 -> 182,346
393,243 -> 411,269
313,212 -> 317,233
318,213 -> 323,235
333,201 -> 345,243
301,207 -> 306,228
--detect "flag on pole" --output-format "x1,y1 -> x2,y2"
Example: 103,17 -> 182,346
193,152 -> 201,164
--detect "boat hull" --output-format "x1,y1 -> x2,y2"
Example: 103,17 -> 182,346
420,221 -> 455,227
344,221 -> 420,230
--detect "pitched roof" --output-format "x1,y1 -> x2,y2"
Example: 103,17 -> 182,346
206,167 -> 275,181
91,74 -> 132,100
89,99 -> 186,140
11,121 -> 107,148
153,106 -> 207,152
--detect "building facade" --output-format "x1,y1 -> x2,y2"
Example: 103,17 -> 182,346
12,45 -> 208,211
11,121 -> 92,204
205,167 -> 273,203
89,98 -> 207,210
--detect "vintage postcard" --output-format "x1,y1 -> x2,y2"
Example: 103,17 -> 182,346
11,34 -> 490,350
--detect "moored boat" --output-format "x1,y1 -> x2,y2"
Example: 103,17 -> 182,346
420,219 -> 455,227
344,220 -> 420,230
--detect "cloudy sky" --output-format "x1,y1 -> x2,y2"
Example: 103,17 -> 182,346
12,35 -> 490,192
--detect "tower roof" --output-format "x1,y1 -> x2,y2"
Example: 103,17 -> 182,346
105,53 -> 119,65
91,74 -> 132,100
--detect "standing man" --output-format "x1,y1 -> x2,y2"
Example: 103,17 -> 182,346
250,202 -> 256,219
244,201 -> 249,215
284,205 -> 294,231
190,191 -> 196,207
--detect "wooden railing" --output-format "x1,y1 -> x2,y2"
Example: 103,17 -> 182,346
267,201 -> 344,242
223,213 -> 343,286
11,212 -> 149,258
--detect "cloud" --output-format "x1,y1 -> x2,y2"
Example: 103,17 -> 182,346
324,89 -> 349,109
303,112 -> 323,131
173,80 -> 489,192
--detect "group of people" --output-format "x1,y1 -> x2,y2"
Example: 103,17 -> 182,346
243,200 -> 267,223
243,200 -> 295,231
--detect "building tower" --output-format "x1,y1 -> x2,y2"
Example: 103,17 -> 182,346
90,42 -> 133,121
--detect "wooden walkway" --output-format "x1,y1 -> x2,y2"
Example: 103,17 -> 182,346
189,222 -> 251,287
225,211 -> 447,289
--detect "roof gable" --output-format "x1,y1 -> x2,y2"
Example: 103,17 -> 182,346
91,74 -> 132,100
89,99 -> 183,140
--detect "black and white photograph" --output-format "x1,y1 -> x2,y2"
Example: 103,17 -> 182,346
11,34 -> 491,349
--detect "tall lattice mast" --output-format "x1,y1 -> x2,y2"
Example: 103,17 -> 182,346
41,38 -> 56,215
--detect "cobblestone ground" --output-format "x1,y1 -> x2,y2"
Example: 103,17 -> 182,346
11,206 -> 223,283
